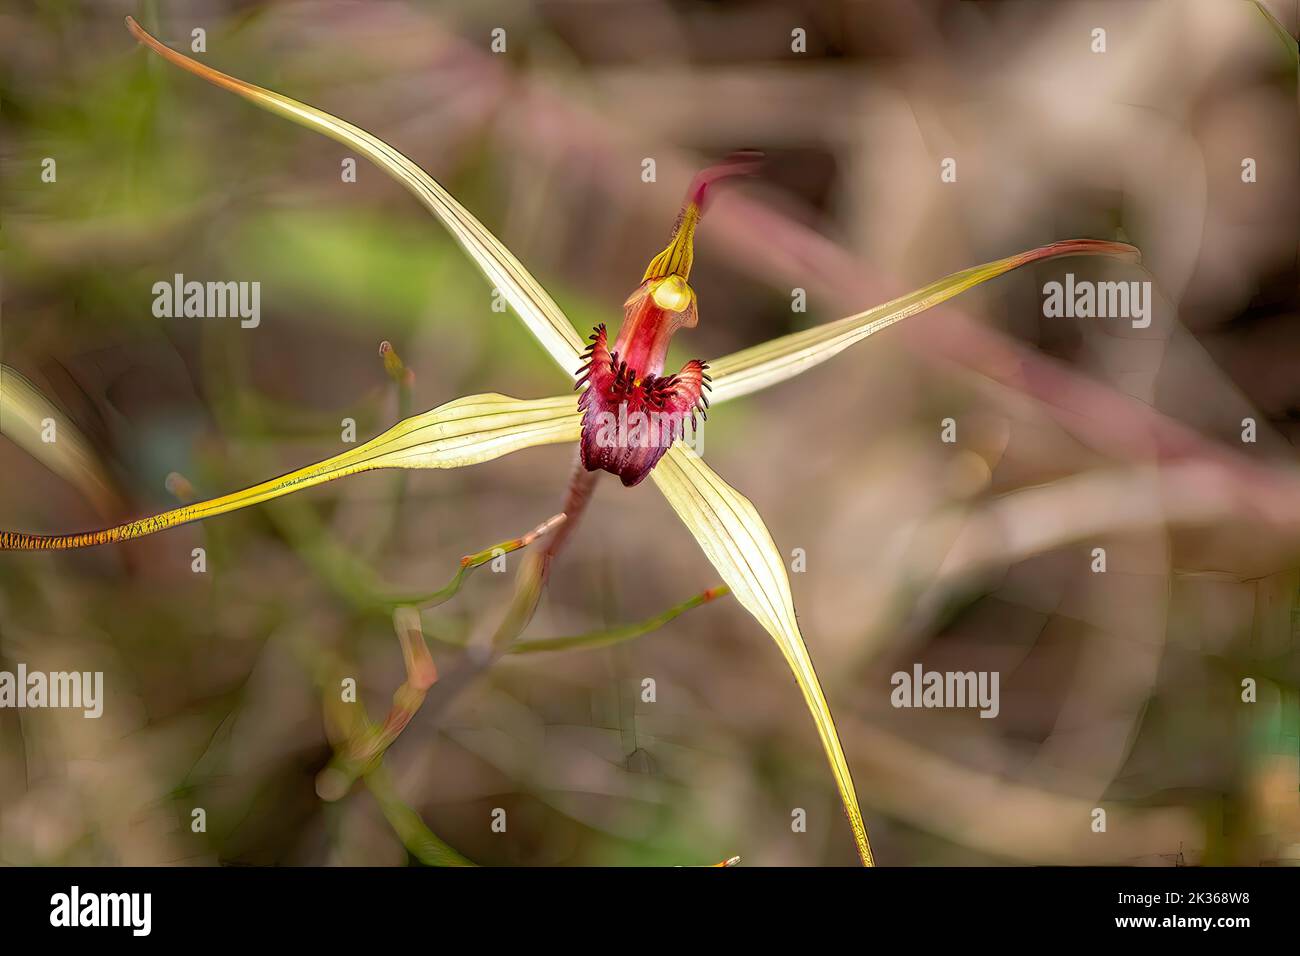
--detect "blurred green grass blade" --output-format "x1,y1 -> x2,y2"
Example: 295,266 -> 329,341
0,364 -> 121,516
512,585 -> 730,654
367,766 -> 476,867
1248,0 -> 1299,63
125,16 -> 587,375
0,393 -> 580,550
707,239 -> 1140,405
650,443 -> 874,866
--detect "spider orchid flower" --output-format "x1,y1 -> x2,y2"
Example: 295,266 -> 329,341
0,17 -> 1141,867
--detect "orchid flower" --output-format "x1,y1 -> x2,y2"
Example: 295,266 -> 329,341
0,16 -> 1140,866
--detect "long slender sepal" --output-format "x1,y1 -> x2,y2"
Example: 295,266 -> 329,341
707,239 -> 1140,404
651,443 -> 874,866
124,16 -> 586,374
0,393 -> 580,550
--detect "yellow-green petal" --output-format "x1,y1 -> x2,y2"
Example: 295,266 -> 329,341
125,16 -> 586,375
0,393 -> 580,550
650,443 -> 874,866
707,238 -> 1139,405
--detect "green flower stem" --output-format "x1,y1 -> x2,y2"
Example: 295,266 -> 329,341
512,585 -> 731,654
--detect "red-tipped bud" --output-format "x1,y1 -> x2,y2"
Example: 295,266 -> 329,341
379,340 -> 414,386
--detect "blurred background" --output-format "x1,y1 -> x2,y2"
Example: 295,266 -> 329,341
1,0 -> 1297,865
